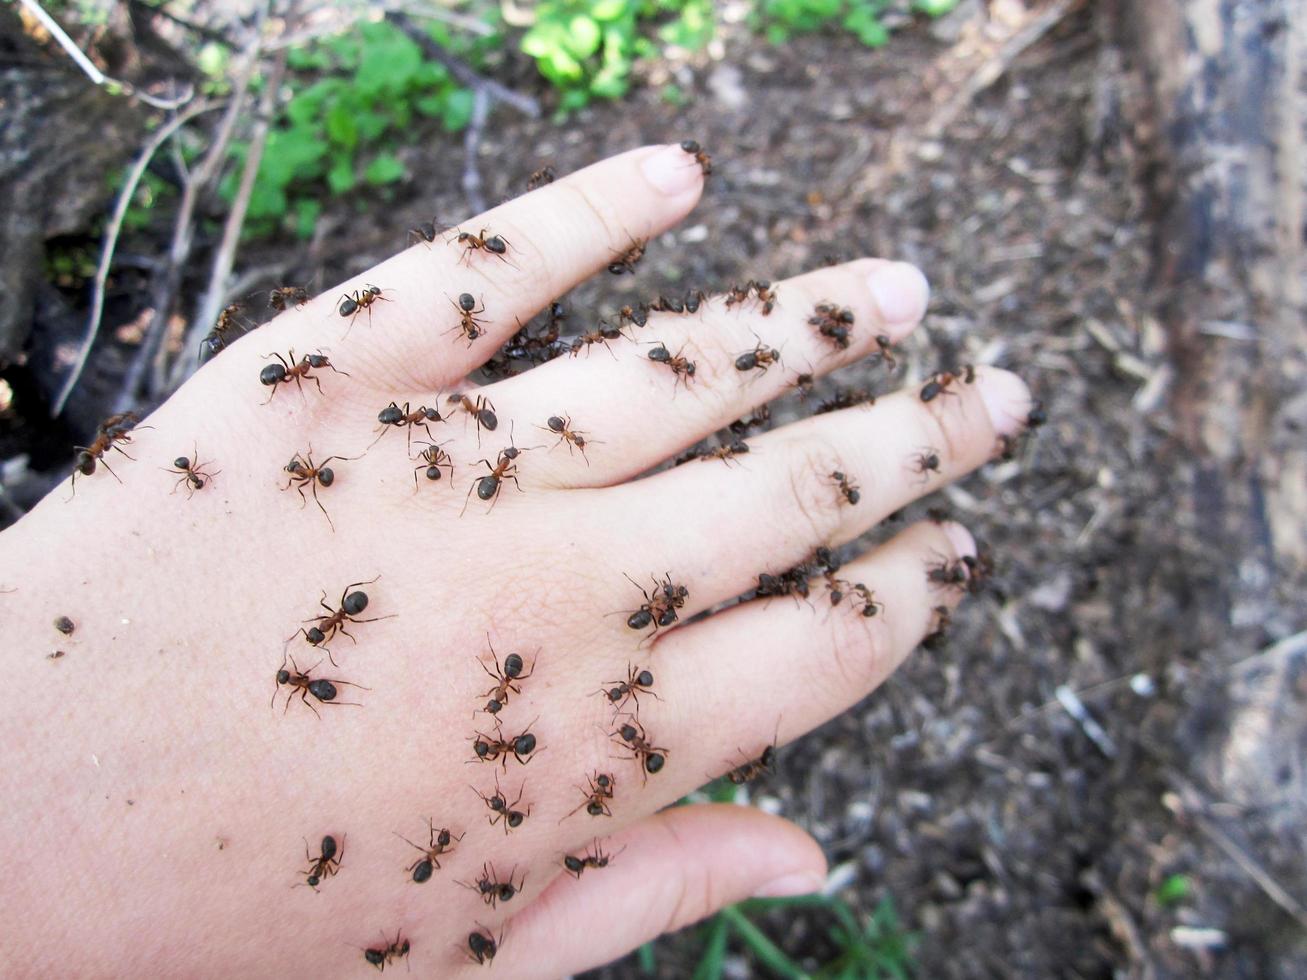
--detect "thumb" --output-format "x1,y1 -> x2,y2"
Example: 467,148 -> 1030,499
487,803 -> 827,979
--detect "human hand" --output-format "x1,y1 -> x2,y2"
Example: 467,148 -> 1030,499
0,144 -> 1033,976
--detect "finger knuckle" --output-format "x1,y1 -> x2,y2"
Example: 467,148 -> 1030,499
777,438 -> 846,547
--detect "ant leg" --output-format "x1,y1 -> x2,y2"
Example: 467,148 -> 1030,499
309,483 -> 335,532
308,374 -> 324,397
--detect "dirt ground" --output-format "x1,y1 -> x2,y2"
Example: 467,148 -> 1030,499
6,1 -> 1306,977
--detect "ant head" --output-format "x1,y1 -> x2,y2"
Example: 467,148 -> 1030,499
276,669 -> 291,685
474,739 -> 490,758
306,627 -> 325,645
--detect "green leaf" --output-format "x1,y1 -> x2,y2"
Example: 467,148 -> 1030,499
355,24 -> 422,97
637,940 -> 657,974
722,906 -> 809,979
327,156 -> 356,194
364,153 -> 406,185
691,916 -> 729,980
566,15 -> 602,58
325,102 -> 359,151
546,48 -> 584,82
765,23 -> 790,44
559,88 -> 590,111
913,0 -> 959,15
1155,874 -> 1192,907
245,182 -> 287,220
591,0 -> 629,21
293,198 -> 321,239
441,88 -> 475,131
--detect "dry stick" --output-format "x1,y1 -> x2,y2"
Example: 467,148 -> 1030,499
462,88 -> 491,214
18,0 -> 195,110
110,3 -> 270,413
52,101 -> 220,417
171,45 -> 289,394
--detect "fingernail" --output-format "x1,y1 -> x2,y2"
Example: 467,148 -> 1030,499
641,144 -> 703,196
974,367 -> 1032,437
751,871 -> 825,899
867,262 -> 930,336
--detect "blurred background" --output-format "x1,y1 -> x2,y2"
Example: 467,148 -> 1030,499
2,0 -> 1304,976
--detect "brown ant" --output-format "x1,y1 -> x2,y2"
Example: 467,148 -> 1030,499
790,369 -> 816,398
471,717 -> 539,769
623,572 -> 688,633
679,139 -> 713,176
395,819 -> 461,882
735,331 -> 782,376
563,839 -> 622,878
910,447 -> 942,483
453,227 -> 512,265
922,605 -> 952,650
809,302 -> 855,350
616,303 -> 649,328
198,302 -> 250,363
729,404 -> 771,436
847,583 -> 883,618
448,292 -> 488,346
69,412 -> 150,496
460,862 -> 525,908
269,285 -> 310,311
462,425 -> 535,516
920,367 -> 974,403
526,165 -> 556,190
648,294 -> 685,314
479,639 -> 534,715
294,576 -> 394,655
816,387 -> 875,415
830,469 -> 861,505
927,553 -> 970,591
608,238 -> 647,275
338,284 -> 388,333
539,413 -> 596,461
373,400 -> 444,451
162,446 -> 218,497
447,391 -> 498,445
282,449 -> 353,531
363,930 -> 410,971
259,349 -> 348,403
873,333 -> 898,369
961,550 -> 994,595
408,217 -> 443,247
473,774 -> 532,832
570,322 -> 625,358
611,716 -> 668,781
296,834 -> 343,891
694,438 -> 750,466
725,280 -> 777,315
412,441 -> 454,489
271,654 -> 366,717
994,433 -> 1018,462
598,665 -> 659,715
648,343 -> 697,390
727,725 -> 780,784
755,565 -> 813,605
565,771 -> 616,819
466,927 -> 502,966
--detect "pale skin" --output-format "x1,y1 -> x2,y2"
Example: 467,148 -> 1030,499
0,145 -> 1032,976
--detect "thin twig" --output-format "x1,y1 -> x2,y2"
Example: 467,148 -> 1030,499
52,100 -> 219,417
462,88 -> 490,214
172,44 -> 288,392
387,12 -> 540,118
19,0 -> 195,110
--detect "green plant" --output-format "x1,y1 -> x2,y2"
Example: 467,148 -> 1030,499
755,0 -> 959,48
520,0 -> 712,113
1154,873 -> 1192,908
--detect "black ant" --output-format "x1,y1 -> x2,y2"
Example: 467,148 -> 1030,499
755,566 -> 813,605
809,302 -> 855,350
259,349 -> 348,402
412,441 -> 454,489
729,404 -> 771,436
566,771 -> 616,819
847,582 -> 883,618
448,292 -> 488,346
570,321 -> 625,357
615,303 -> 649,328
479,638 -> 534,715
540,414 -> 595,460
679,139 -> 713,176
563,839 -> 622,878
395,819 -> 461,882
460,862 -> 525,908
961,550 -> 995,595
373,400 -> 444,451
648,343 -> 697,390
271,654 -> 365,717
527,165 -> 556,190
608,238 -> 646,275
612,717 -> 668,780
269,285 -> 310,311
471,718 -> 539,769
69,413 -> 152,496
727,726 -> 779,784
363,930 -> 410,971
623,572 -> 688,633
198,303 -> 250,363
790,369 -> 816,398
598,665 -> 659,716
910,447 -> 942,483
338,284 -> 388,333
462,425 -> 535,516
296,834 -> 343,890
453,227 -> 512,265
927,554 -> 970,591
466,927 -> 502,966
408,217 -> 442,247
474,774 -> 532,832
282,449 -> 352,531
447,392 -> 498,444
830,469 -> 860,505
162,446 -> 218,497
648,294 -> 684,314
735,331 -> 782,376
816,387 -> 875,415
294,576 -> 394,655
873,333 -> 897,369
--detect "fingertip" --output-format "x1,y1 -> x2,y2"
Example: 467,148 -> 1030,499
866,261 -> 930,339
638,143 -> 707,199
974,366 -> 1032,437
939,520 -> 976,561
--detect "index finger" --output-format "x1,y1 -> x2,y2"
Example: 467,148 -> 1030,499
264,144 -> 708,390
